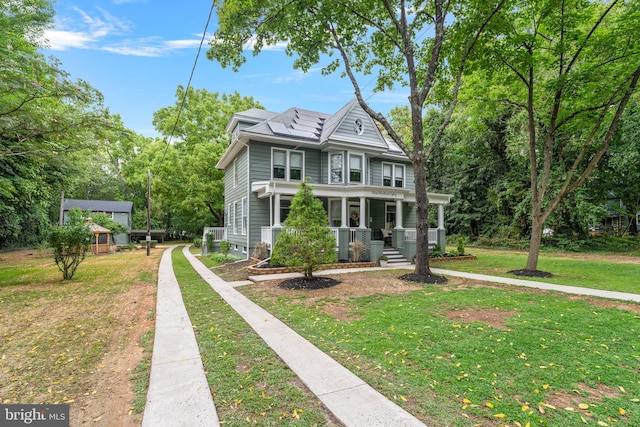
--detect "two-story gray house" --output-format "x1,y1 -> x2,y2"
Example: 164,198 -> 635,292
209,99 -> 452,264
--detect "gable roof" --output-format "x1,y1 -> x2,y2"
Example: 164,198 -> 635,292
63,199 -> 133,214
217,99 -> 409,169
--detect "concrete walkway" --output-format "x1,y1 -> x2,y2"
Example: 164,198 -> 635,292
143,248 -> 639,427
250,264 -> 640,303
182,246 -> 426,427
142,247 -> 219,427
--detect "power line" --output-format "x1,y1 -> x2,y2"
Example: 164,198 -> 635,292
161,1 -> 215,162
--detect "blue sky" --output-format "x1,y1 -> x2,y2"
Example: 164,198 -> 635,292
42,0 -> 408,137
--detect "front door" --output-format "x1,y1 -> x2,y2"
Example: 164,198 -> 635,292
385,202 -> 396,229
349,203 -> 360,228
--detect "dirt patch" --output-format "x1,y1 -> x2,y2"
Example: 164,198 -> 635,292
546,382 -> 620,410
73,283 -> 156,425
446,308 -> 517,329
0,248 -> 160,427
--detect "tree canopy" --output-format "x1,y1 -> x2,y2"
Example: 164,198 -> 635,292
463,0 -> 640,272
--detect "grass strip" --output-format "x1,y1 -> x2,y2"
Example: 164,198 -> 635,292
437,249 -> 640,294
171,249 -> 339,426
241,278 -> 640,426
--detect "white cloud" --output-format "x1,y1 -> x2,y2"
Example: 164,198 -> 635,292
42,7 -> 203,57
43,30 -> 95,50
273,67 -> 321,84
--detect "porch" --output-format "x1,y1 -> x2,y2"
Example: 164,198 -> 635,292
203,225 -> 442,264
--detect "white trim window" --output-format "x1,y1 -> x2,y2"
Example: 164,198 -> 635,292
330,153 -> 343,183
349,154 -> 363,183
272,148 -> 304,181
241,197 -> 247,235
382,163 -> 405,188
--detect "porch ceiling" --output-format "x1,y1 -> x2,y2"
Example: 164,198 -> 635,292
251,180 -> 453,205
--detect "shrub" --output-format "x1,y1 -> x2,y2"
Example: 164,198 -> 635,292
271,179 -> 337,278
349,240 -> 365,262
208,252 -> 242,265
193,237 -> 202,248
252,242 -> 269,260
49,208 -> 92,280
457,236 -> 465,256
220,240 -> 231,262
205,232 -> 216,251
431,244 -> 443,257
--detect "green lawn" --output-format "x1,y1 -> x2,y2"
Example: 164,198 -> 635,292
172,250 -> 338,426
239,277 -> 640,427
435,249 -> 640,294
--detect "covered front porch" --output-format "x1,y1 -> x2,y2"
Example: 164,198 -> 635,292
254,180 -> 451,262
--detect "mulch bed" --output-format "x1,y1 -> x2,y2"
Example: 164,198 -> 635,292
399,272 -> 448,284
508,268 -> 554,278
278,276 -> 341,290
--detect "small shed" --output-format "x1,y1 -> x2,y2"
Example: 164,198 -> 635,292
88,219 -> 111,255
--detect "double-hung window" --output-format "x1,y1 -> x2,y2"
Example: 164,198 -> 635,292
349,154 -> 363,183
289,152 -> 302,180
272,150 -> 286,179
394,165 -> 404,188
272,149 -> 303,181
330,153 -> 343,183
382,163 -> 405,188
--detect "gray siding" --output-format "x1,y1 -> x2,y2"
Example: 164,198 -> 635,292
225,146 -> 249,258
333,109 -> 388,150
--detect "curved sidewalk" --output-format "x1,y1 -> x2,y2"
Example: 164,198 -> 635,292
182,246 -> 426,427
142,246 -> 219,427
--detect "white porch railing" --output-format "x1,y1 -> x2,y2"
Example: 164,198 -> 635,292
262,226 -> 340,249
203,227 -> 226,242
403,228 -> 439,245
261,226 -> 272,247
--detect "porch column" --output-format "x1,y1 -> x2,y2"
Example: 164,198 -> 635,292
438,204 -> 444,229
359,197 -> 366,228
395,199 -> 403,229
341,197 -> 348,228
273,193 -> 281,227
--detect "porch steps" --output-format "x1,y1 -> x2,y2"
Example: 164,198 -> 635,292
383,248 -> 410,265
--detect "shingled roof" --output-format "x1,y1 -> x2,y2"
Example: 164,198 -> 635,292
63,199 -> 133,214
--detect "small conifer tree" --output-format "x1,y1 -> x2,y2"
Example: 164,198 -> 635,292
271,179 -> 337,278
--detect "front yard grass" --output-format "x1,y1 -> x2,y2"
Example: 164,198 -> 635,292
0,248 -> 159,425
437,248 -> 640,294
172,249 -> 340,426
239,274 -> 640,426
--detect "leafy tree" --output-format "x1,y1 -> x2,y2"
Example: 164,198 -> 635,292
49,208 -> 91,280
467,0 -> 640,272
0,0 -> 113,249
152,87 -> 263,234
88,212 -> 127,235
208,0 -> 505,277
271,179 -> 337,278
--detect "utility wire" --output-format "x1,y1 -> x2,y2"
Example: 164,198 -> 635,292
161,1 -> 215,162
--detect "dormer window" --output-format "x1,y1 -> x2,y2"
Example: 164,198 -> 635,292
272,148 -> 304,181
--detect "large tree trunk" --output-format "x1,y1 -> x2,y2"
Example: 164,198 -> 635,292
413,159 -> 431,275
526,209 -> 543,271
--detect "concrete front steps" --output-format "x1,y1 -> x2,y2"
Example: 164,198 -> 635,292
383,248 -> 411,265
